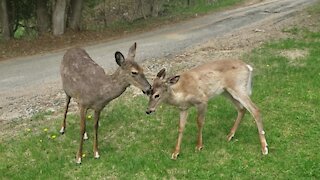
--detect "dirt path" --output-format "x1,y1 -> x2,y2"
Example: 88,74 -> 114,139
0,0 -> 317,123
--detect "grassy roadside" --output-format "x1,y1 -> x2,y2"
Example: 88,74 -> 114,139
0,0 -> 246,61
1,2 -> 320,180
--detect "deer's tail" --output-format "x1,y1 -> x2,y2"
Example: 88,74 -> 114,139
246,64 -> 253,96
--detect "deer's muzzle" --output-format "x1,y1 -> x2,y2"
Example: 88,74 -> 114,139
142,87 -> 152,96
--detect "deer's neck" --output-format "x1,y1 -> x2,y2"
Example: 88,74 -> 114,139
164,87 -> 177,104
100,68 -> 130,102
166,87 -> 190,110
111,68 -> 130,89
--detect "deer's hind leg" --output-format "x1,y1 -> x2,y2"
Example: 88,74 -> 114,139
224,92 -> 246,142
60,95 -> 71,134
226,87 -> 268,155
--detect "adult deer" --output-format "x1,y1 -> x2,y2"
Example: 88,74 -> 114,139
60,42 -> 151,164
146,59 -> 268,159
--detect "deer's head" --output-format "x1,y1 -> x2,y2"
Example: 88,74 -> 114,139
146,68 -> 180,114
115,42 -> 151,94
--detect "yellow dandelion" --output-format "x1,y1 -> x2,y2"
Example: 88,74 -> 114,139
39,139 -> 43,143
51,135 -> 56,139
87,115 -> 92,120
43,128 -> 48,132
82,153 -> 86,158
26,128 -> 31,132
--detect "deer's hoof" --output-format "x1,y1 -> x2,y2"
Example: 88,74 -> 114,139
195,145 -> 203,152
171,152 -> 179,160
59,127 -> 65,135
94,152 -> 100,159
262,146 -> 268,155
83,132 -> 88,140
75,157 -> 82,164
227,132 -> 235,142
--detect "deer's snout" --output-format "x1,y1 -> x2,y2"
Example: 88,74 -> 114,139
142,86 -> 152,95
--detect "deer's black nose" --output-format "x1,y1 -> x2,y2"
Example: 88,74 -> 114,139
145,89 -> 152,95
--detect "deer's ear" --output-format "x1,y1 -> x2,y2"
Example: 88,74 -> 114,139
115,51 -> 125,66
127,42 -> 137,60
157,68 -> 166,80
167,75 -> 180,85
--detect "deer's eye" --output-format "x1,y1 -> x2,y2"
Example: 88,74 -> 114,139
154,94 -> 160,98
131,71 -> 138,75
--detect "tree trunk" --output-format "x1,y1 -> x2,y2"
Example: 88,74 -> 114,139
150,0 -> 161,17
52,0 -> 67,36
138,0 -> 147,19
36,0 -> 50,34
68,0 -> 83,31
187,0 -> 191,6
0,0 -> 11,40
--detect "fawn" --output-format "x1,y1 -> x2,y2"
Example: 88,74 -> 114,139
146,60 -> 268,159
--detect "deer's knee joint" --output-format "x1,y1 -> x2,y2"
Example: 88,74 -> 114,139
254,107 -> 260,115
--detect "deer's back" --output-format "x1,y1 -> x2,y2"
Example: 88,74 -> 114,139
171,60 -> 251,103
60,48 -> 107,106
189,59 -> 248,74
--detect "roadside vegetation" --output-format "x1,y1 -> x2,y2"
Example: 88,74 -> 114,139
1,1 -> 320,179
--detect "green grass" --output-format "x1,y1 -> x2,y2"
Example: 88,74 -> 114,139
2,5 -> 320,180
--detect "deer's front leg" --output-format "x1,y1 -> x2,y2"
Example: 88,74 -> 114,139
195,103 -> 207,151
76,106 -> 87,164
172,110 -> 188,160
93,110 -> 101,159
